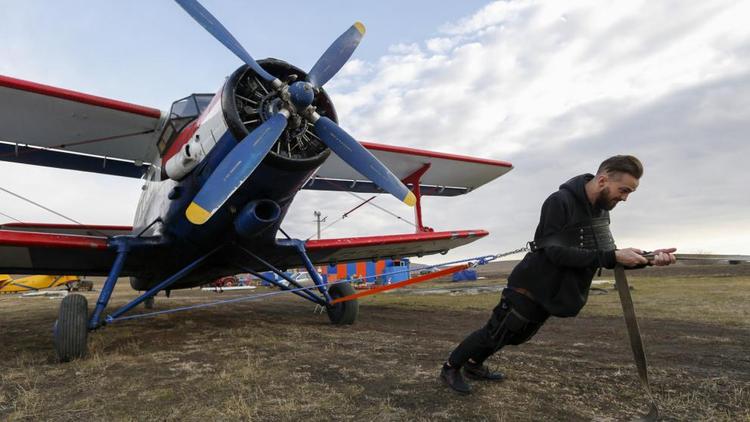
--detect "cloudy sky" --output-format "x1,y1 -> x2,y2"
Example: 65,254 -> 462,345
1,0 -> 748,263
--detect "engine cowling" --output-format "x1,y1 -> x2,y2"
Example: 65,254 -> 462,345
222,59 -> 337,172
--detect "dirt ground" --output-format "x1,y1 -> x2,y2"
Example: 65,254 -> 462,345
1,265 -> 748,421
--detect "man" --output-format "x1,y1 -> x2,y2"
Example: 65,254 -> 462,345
440,155 -> 676,394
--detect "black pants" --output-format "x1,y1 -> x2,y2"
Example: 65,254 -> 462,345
448,289 -> 550,367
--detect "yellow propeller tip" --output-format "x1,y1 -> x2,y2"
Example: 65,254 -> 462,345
403,191 -> 417,207
186,202 -> 211,225
354,22 -> 366,35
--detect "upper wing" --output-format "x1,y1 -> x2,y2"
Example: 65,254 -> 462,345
0,75 -> 164,178
304,142 -> 513,197
303,230 -> 487,265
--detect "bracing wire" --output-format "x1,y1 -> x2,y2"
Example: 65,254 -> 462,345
0,185 -> 109,237
0,210 -> 22,223
342,190 -> 416,228
307,179 -> 417,240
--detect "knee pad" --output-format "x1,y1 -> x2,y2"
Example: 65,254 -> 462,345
491,307 -> 544,346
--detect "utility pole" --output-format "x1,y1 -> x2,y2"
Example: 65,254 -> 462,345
313,210 -> 327,240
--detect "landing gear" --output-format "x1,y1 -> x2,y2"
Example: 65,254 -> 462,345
326,282 -> 358,325
50,238 -> 220,364
53,294 -> 89,362
144,296 -> 155,309
236,241 -> 360,325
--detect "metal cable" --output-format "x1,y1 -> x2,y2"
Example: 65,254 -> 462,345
0,210 -> 22,223
308,178 -> 416,240
0,185 -> 109,237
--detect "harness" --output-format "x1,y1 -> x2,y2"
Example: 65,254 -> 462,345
527,216 -> 615,252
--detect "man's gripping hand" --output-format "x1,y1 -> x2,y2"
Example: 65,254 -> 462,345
644,248 -> 677,266
615,248 -> 649,267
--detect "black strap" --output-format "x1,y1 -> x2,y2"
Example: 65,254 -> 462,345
528,216 -> 614,252
614,265 -> 659,421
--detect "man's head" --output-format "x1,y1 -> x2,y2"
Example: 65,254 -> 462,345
591,155 -> 643,211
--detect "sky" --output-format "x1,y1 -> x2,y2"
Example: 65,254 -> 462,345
1,0 -> 748,264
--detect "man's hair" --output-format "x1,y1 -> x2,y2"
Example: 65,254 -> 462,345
596,155 -> 643,179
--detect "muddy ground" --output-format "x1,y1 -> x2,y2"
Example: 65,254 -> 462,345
1,266 -> 749,421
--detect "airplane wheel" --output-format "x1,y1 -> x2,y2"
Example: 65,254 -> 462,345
144,296 -> 154,309
326,283 -> 358,325
53,294 -> 89,362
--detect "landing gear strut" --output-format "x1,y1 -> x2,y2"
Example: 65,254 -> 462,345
237,240 -> 360,325
51,238 -> 219,363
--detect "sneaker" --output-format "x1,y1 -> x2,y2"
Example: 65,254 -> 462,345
440,364 -> 471,394
463,362 -> 506,381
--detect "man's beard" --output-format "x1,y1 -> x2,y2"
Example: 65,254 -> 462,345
595,187 -> 618,211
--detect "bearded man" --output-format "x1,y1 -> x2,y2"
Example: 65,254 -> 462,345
440,155 -> 676,394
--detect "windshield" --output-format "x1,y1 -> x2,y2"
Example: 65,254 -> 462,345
157,94 -> 215,156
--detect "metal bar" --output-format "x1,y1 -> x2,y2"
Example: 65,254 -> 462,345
641,252 -> 750,264
89,242 -> 130,329
342,195 -> 376,218
285,240 -> 332,303
236,264 -> 321,304
105,245 -> 222,324
400,163 -> 431,233
614,265 -> 659,421
672,253 -> 750,261
238,246 -> 325,305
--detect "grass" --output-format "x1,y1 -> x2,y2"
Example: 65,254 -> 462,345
360,276 -> 750,328
581,276 -> 750,327
0,274 -> 748,420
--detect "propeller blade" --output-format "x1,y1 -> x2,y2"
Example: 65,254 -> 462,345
308,22 -> 366,88
174,0 -> 279,84
313,116 -> 415,207
186,112 -> 289,225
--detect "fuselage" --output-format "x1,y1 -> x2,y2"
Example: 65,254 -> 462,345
128,60 -> 337,290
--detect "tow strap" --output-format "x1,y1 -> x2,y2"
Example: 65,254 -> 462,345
614,265 -> 658,421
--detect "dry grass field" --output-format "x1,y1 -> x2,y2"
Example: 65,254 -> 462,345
1,264 -> 748,421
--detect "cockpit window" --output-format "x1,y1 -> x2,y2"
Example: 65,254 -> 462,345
157,93 -> 215,156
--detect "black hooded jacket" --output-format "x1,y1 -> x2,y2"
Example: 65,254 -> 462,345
508,174 -> 617,317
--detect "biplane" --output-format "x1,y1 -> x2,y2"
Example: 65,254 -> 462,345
0,274 -> 80,294
0,0 -> 512,361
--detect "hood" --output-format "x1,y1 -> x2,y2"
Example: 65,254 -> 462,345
560,173 -> 594,208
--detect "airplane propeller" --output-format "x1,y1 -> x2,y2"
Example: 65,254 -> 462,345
175,0 -> 415,225
307,22 -> 366,88
310,113 -> 416,207
174,0 -> 280,86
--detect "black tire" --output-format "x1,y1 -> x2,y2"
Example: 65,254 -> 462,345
53,294 -> 89,362
144,296 -> 154,309
326,282 -> 358,325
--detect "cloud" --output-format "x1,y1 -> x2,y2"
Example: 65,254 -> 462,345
286,0 -> 750,261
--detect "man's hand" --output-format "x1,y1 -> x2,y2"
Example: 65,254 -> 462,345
615,248 -> 649,267
649,247 -> 677,266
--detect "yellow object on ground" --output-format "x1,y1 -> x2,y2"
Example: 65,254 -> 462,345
0,274 -> 79,294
